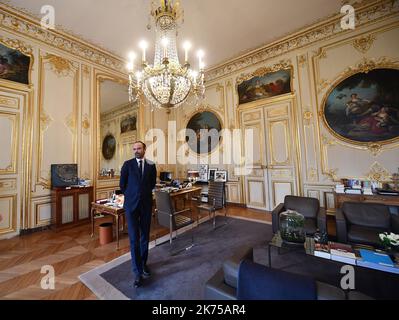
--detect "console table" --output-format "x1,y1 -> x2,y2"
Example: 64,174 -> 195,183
51,186 -> 93,231
334,192 -> 399,208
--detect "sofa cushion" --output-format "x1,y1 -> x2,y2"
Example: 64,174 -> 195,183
237,260 -> 317,300
204,269 -> 237,300
304,219 -> 317,235
347,225 -> 387,246
284,196 -> 319,219
343,202 -> 390,229
222,247 -> 253,288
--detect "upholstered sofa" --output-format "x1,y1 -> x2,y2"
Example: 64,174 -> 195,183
272,196 -> 327,235
336,202 -> 399,247
204,246 -> 373,300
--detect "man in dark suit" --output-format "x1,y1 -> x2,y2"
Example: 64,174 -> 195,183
120,141 -> 157,288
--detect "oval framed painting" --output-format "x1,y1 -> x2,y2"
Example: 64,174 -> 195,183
185,111 -> 222,154
322,68 -> 399,145
102,134 -> 116,160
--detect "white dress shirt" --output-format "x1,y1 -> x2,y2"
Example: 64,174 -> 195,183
136,158 -> 145,175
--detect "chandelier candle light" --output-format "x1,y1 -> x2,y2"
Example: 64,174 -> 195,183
127,0 -> 206,110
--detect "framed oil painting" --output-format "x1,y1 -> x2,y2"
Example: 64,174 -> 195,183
102,134 -> 116,160
120,115 -> 137,134
185,111 -> 222,154
237,68 -> 292,105
323,68 -> 399,145
0,42 -> 31,85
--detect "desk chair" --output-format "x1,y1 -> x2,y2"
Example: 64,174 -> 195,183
154,190 -> 195,254
196,181 -> 227,230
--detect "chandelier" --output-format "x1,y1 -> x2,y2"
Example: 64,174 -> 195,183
127,0 -> 205,110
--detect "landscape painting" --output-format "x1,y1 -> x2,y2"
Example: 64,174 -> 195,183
120,115 -> 137,134
323,68 -> 399,144
0,42 -> 30,85
237,69 -> 291,105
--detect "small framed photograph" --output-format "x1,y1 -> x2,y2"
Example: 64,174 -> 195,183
214,170 -> 227,182
198,164 -> 209,182
208,168 -> 217,181
350,179 -> 362,189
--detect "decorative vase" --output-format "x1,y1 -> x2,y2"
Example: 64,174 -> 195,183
279,210 -> 306,244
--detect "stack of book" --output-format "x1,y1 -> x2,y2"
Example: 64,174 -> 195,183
314,243 -> 331,259
335,184 -> 345,194
363,187 -> 373,195
329,242 -> 358,265
357,249 -> 399,274
345,188 -> 362,195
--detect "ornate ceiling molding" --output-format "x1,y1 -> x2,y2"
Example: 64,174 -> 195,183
206,0 -> 399,81
236,60 -> 292,85
352,34 -> 376,53
0,35 -> 33,56
44,53 -> 75,77
100,102 -> 138,121
0,4 -> 125,73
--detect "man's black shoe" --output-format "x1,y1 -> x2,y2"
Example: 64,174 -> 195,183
134,275 -> 143,288
142,265 -> 151,278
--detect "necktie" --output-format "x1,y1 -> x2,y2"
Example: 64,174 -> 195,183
139,160 -> 143,180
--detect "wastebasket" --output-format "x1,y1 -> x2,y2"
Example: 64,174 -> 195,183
99,222 -> 113,245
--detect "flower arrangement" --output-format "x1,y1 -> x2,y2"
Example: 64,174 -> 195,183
379,232 -> 399,250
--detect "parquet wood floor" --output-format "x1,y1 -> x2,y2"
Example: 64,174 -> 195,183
0,206 -> 271,300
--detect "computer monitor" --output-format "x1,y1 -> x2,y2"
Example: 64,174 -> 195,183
51,164 -> 78,188
160,172 -> 172,182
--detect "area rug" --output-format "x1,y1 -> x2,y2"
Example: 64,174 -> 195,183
80,216 -> 399,300
79,216 -> 271,300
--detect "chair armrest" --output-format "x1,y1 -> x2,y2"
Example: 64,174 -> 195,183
317,207 -> 327,234
174,208 -> 191,216
335,208 -> 348,243
272,203 -> 285,234
391,214 -> 399,234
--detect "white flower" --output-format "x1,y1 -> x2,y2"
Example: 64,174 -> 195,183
379,232 -> 399,246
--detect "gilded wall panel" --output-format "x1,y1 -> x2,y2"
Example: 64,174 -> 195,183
247,179 -> 266,209
0,111 -> 19,174
36,52 -> 79,188
32,200 -> 52,227
272,182 -> 293,208
269,120 -> 290,165
226,182 -> 241,204
203,83 -> 225,111
0,195 -> 17,235
0,94 -> 19,110
0,179 -> 17,193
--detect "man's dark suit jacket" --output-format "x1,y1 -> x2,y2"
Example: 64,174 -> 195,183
119,158 -> 157,213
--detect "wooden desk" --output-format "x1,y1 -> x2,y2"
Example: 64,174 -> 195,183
334,192 -> 399,208
91,202 -> 125,249
90,187 -> 202,249
166,186 -> 203,210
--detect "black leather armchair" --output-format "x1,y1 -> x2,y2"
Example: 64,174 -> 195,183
204,246 -> 372,300
272,196 -> 327,235
336,202 -> 399,247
